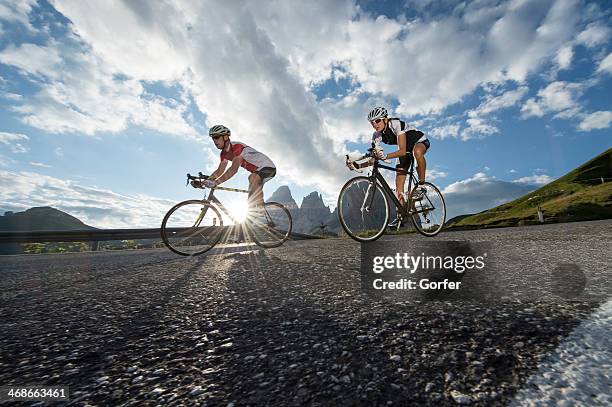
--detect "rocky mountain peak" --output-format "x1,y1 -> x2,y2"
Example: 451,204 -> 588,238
300,192 -> 326,209
267,185 -> 297,207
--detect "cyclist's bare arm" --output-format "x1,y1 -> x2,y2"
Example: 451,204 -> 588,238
350,131 -> 407,169
354,157 -> 375,169
214,156 -> 243,184
384,132 -> 407,160
209,160 -> 229,181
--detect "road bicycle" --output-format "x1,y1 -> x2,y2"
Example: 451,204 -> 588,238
161,173 -> 292,256
338,147 -> 446,242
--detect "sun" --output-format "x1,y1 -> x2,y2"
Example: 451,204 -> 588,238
226,198 -> 250,224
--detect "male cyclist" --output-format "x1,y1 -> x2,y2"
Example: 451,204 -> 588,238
196,124 -> 276,211
346,107 -> 430,228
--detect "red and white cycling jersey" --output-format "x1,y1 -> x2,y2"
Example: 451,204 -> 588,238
220,141 -> 275,173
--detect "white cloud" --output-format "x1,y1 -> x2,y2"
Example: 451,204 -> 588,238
576,23 -> 610,48
428,123 -> 461,140
54,147 -> 64,157
10,143 -> 26,153
203,147 -> 220,173
521,98 -> 545,117
577,111 -> 612,131
0,0 -> 36,30
547,22 -> 610,76
237,0 -> 579,120
2,92 -> 23,101
469,86 -> 529,117
0,154 -> 15,167
443,172 -> 491,194
53,1 -> 193,82
241,1 -> 359,87
0,170 -> 176,228
513,174 -> 553,185
597,52 -> 612,74
426,168 -> 448,181
521,81 -> 582,118
0,42 -> 63,79
0,0 -> 599,197
19,0 -> 350,198
555,46 -> 573,71
29,161 -> 52,168
319,92 -> 392,147
485,0 -> 581,83
508,169 -> 517,173
461,117 -> 499,140
0,132 -> 29,143
2,41 -> 197,138
461,86 -> 529,139
442,172 -> 536,219
0,131 -> 29,153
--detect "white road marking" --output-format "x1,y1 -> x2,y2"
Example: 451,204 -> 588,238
510,300 -> 612,406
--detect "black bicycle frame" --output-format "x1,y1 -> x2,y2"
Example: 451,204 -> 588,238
368,155 -> 420,219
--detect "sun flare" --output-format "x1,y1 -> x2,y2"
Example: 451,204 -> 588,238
226,198 -> 250,224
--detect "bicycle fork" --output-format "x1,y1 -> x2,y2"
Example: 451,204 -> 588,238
360,181 -> 377,213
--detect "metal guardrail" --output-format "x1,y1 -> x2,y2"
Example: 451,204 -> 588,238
0,228 -> 322,244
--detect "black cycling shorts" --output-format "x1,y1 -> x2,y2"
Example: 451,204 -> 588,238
255,167 -> 276,184
397,131 -> 429,173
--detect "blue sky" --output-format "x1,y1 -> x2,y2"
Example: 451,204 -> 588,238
0,0 -> 611,227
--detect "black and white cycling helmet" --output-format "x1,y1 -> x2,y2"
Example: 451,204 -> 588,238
209,124 -> 231,137
367,107 -> 388,121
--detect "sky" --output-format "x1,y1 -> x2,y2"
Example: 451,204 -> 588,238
0,0 -> 610,228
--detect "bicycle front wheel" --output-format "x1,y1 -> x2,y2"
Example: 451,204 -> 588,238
161,200 -> 224,256
247,202 -> 292,248
410,182 -> 446,237
338,176 -> 390,242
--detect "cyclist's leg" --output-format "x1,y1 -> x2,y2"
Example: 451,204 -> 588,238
413,140 -> 429,184
249,167 -> 276,208
395,163 -> 408,207
388,162 -> 409,228
248,173 -> 264,208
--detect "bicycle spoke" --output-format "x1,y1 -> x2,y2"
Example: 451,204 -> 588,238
338,177 -> 389,242
161,201 -> 224,256
248,203 -> 292,248
410,182 -> 446,236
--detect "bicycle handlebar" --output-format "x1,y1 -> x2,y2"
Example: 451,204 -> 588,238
185,172 -> 249,193
346,147 -> 392,173
186,172 -> 210,186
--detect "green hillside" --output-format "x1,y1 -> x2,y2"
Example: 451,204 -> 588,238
447,148 -> 612,229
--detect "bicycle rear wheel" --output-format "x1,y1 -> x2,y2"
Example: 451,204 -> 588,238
161,200 -> 224,256
338,176 -> 389,242
246,202 -> 292,248
410,182 -> 446,237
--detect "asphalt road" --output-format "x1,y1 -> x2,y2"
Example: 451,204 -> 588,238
0,220 -> 610,406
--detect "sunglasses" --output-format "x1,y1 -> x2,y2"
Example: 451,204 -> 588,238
370,118 -> 384,125
211,135 -> 223,140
